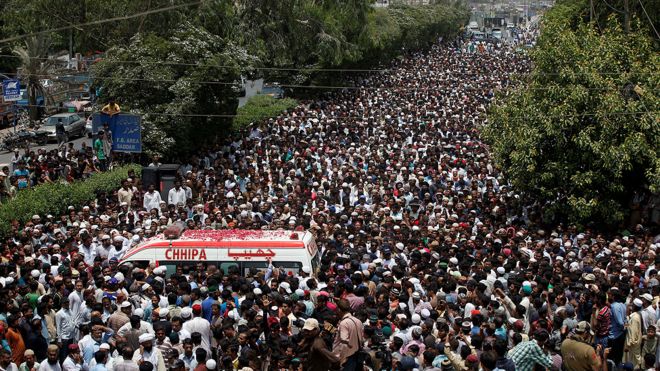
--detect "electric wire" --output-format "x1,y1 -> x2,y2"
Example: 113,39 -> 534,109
0,1 -> 203,44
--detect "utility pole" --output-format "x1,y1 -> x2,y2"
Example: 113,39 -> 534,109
624,0 -> 630,33
589,0 -> 594,23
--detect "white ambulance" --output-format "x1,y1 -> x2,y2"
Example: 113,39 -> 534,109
119,228 -> 320,276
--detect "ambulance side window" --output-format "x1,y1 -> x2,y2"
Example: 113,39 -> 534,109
161,263 -> 179,277
161,262 -> 196,277
243,261 -> 269,276
272,261 -> 302,276
218,261 -> 239,275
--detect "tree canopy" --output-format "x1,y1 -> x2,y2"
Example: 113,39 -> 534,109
92,22 -> 254,158
484,0 -> 659,227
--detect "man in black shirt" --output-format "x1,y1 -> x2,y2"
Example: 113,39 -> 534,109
55,118 -> 66,147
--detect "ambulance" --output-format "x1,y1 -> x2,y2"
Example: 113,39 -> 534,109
119,228 -> 320,276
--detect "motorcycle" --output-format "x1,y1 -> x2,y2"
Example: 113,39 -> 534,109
0,127 -> 49,152
0,129 -> 34,152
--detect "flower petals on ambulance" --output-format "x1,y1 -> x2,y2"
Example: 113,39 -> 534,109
119,228 -> 320,276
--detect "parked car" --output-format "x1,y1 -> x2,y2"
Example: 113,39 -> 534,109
472,31 -> 487,41
40,113 -> 86,142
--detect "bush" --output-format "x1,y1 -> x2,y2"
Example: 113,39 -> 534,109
0,164 -> 141,236
232,95 -> 298,131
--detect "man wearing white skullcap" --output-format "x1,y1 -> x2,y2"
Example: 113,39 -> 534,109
134,333 -> 165,371
107,301 -> 132,333
624,298 -> 644,368
117,310 -> 154,351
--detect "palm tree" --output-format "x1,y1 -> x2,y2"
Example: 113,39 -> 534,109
13,35 -> 54,121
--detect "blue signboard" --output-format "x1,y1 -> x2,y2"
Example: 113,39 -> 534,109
2,79 -> 21,101
92,113 -> 142,153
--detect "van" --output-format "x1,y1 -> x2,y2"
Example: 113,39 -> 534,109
472,31 -> 486,41
119,228 -> 321,277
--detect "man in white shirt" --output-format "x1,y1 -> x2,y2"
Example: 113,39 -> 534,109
87,344 -> 115,371
37,345 -> 62,371
143,185 -> 162,213
107,237 -> 128,262
97,235 -> 113,262
78,233 -> 99,266
113,346 -> 139,371
10,149 -> 22,171
62,344 -> 84,371
0,349 -> 18,371
56,297 -> 77,353
132,334 -> 165,371
170,318 -> 191,342
640,293 -> 656,330
167,181 -> 187,206
68,280 -> 85,320
182,305 -> 212,352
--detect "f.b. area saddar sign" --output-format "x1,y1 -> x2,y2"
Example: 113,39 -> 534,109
93,112 -> 142,153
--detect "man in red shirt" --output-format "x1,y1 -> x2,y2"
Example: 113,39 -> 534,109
592,292 -> 611,349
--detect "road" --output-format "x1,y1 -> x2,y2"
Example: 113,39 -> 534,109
0,125 -> 89,166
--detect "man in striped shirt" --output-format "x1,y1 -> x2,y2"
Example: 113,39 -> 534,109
592,292 -> 611,349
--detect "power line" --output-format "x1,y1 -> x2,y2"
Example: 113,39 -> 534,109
0,53 -> 390,73
14,102 -> 659,121
0,54 -> 658,76
0,71 -> 655,92
48,12 -> 113,50
600,0 -> 625,14
637,0 -> 660,40
0,1 -> 203,44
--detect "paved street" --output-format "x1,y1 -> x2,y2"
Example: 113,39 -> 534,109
0,126 -> 88,165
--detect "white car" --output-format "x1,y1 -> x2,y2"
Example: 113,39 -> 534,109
40,113 -> 86,142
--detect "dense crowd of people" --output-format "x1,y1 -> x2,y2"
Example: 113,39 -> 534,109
0,32 -> 659,371
0,129 -> 113,203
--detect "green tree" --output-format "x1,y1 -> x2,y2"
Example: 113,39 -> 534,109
358,3 -> 469,65
484,2 -> 659,227
13,36 -> 54,120
92,22 -> 257,159
1,0 -> 199,55
1,0 -> 69,49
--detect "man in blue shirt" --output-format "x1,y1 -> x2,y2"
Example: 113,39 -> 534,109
12,161 -> 29,190
201,287 -> 218,322
90,351 -> 108,371
82,324 -> 114,365
609,288 -> 627,365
